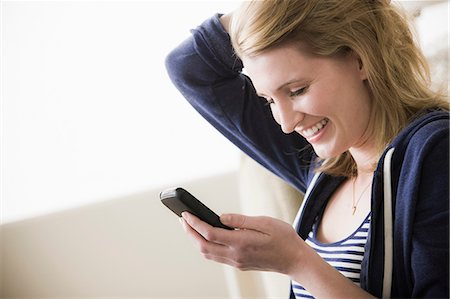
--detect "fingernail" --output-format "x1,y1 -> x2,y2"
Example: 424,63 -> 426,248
181,211 -> 189,221
220,214 -> 229,223
179,217 -> 187,231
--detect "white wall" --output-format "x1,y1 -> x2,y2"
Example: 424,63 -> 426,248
2,0 -> 447,224
1,1 -> 241,223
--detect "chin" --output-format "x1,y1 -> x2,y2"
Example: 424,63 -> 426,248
312,146 -> 340,160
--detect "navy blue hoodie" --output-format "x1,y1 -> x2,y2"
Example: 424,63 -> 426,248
165,14 -> 449,298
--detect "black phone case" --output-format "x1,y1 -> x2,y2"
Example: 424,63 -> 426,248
160,187 -> 233,230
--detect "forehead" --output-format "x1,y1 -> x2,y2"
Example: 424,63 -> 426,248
242,44 -> 328,93
242,43 -> 357,96
243,42 -> 313,69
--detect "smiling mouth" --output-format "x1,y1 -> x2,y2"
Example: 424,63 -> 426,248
301,118 -> 329,138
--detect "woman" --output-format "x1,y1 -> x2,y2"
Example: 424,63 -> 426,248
165,0 -> 449,298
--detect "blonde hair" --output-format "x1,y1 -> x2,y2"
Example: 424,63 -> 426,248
230,0 -> 449,177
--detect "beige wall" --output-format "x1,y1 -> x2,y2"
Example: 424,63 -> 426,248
1,172 -> 240,298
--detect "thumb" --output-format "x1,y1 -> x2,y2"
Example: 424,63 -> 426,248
220,213 -> 267,232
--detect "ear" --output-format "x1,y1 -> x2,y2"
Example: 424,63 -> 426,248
356,55 -> 368,81
347,50 -> 368,81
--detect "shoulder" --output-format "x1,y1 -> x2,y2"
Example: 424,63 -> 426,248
387,110 -> 448,202
377,109 -> 449,194
391,109 -> 449,161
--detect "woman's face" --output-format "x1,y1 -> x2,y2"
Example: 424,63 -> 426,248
243,44 -> 374,159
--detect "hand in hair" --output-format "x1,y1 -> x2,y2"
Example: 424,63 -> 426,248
219,13 -> 232,34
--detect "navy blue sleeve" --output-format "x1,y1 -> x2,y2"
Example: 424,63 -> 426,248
165,14 -> 314,192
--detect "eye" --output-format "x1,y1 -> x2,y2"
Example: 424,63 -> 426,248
290,86 -> 308,97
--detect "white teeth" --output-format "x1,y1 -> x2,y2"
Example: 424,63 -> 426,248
303,118 -> 329,138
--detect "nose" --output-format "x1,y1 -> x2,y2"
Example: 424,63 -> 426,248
273,99 -> 303,134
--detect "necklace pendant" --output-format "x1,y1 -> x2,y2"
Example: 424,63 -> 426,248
352,206 -> 357,215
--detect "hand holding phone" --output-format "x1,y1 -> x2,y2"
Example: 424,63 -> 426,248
160,187 -> 233,230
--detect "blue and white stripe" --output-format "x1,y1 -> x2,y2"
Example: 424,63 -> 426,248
292,214 -> 371,298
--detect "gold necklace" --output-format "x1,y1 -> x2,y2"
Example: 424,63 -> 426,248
352,177 -> 372,215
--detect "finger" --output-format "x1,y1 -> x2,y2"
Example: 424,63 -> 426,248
220,213 -> 271,233
203,253 -> 257,271
180,217 -> 234,259
182,212 -> 231,246
180,216 -> 206,244
203,254 -> 238,268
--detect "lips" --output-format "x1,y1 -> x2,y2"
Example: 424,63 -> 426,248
301,118 -> 329,138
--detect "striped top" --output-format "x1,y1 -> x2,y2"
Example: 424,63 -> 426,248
292,213 -> 371,299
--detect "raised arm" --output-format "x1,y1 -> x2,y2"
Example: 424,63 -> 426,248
165,14 -> 314,192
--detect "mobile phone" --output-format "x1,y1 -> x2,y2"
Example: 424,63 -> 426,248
160,187 -> 233,230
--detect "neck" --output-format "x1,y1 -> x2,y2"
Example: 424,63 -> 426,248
349,142 -> 379,175
353,171 -> 373,186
